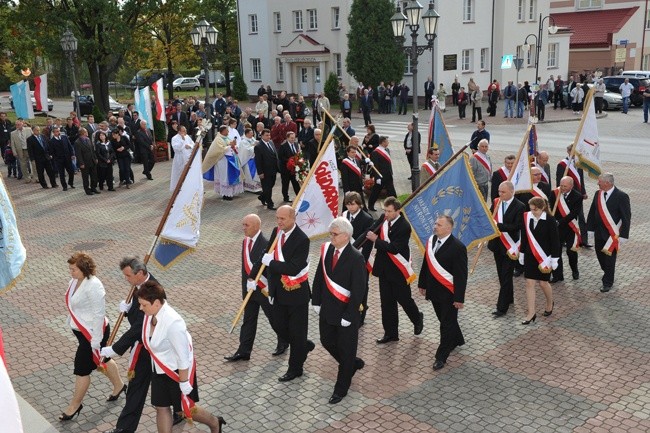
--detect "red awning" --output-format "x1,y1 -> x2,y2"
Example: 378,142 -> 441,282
552,7 -> 638,48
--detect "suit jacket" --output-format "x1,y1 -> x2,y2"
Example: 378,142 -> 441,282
254,139 -> 279,176
279,141 -> 300,175
112,274 -> 158,356
370,147 -> 393,182
487,198 -> 526,255
312,243 -> 366,325
521,213 -> 561,259
418,235 -> 468,304
424,80 -> 434,95
490,169 -> 509,201
134,128 -> 154,151
516,181 -> 552,210
174,111 -> 190,130
370,214 -> 411,282
74,136 -> 98,168
85,123 -> 99,138
552,188 -> 583,239
556,160 -> 586,195
361,96 -> 372,111
587,188 -> 631,241
26,134 -> 52,163
402,131 -> 421,153
49,135 -> 75,160
346,210 -> 375,260
241,233 -> 269,297
10,128 -> 31,151
340,157 -> 363,193
95,141 -> 116,167
343,126 -> 355,137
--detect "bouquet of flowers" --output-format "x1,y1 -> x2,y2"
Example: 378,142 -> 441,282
287,151 -> 310,184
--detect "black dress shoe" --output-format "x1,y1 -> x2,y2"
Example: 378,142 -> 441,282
92,189 -> 101,194
329,393 -> 345,404
42,185 -> 50,189
107,384 -> 127,402
104,428 -> 134,433
272,343 -> 289,356
267,205 -> 277,210
414,312 -> 424,335
257,195 -> 266,206
550,276 -> 564,284
147,175 -> 153,180
600,285 -> 611,293
354,358 -> 365,371
513,268 -> 523,277
173,413 -> 184,426
62,187 -> 68,191
432,360 -> 446,371
86,191 -> 94,196
582,243 -> 593,249
69,185 -> 75,189
492,310 -> 506,317
278,371 -> 303,382
572,271 -> 580,280
224,352 -> 250,361
306,339 -> 315,352
376,335 -> 399,344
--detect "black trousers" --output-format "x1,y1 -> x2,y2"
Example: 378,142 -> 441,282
362,109 -> 371,126
553,92 -> 565,109
80,167 -> 98,192
378,277 -> 420,337
554,233 -> 579,279
431,300 -> 464,363
140,146 -> 155,176
425,93 -> 433,109
238,290 -> 284,355
458,104 -> 466,118
360,270 -> 370,324
537,102 -> 546,121
117,157 -> 132,183
97,164 -> 114,189
398,100 -> 408,115
260,173 -> 276,207
280,172 -> 300,200
494,252 -> 516,313
54,158 -> 75,187
595,237 -> 617,287
272,302 -> 309,374
115,349 -> 151,432
312,111 -> 321,126
319,317 -> 358,396
368,178 -> 396,210
34,158 -> 56,187
471,106 -> 482,122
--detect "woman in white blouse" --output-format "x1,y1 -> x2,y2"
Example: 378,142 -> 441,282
138,280 -> 226,433
60,253 -> 125,421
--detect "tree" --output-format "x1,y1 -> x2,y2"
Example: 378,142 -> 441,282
231,69 -> 248,101
203,0 -> 240,96
347,0 -> 404,88
324,72 -> 339,106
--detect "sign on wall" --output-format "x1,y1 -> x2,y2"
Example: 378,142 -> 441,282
443,55 -> 457,71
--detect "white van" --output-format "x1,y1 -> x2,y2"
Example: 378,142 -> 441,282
621,70 -> 650,78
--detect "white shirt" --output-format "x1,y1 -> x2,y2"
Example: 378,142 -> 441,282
148,302 -> 192,373
619,82 -> 634,98
602,186 -> 615,202
67,276 -> 106,347
434,234 -> 451,252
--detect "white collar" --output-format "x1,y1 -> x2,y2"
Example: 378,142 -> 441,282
436,234 -> 451,245
282,224 -> 296,240
532,212 -> 548,222
349,209 -> 361,219
603,186 -> 615,198
249,230 -> 261,244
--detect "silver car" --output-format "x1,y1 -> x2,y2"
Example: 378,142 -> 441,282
173,77 -> 200,91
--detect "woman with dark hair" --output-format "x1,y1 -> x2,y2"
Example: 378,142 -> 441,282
111,128 -> 133,189
60,252 -> 126,421
519,197 -> 561,325
95,131 -> 116,191
362,124 -> 379,153
138,280 -> 226,433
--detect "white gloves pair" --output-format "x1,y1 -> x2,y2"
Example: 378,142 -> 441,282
119,300 -> 131,313
246,280 -> 257,292
376,178 -> 382,185
179,381 -> 193,395
262,253 -> 273,266
312,305 -> 350,327
100,346 -> 117,358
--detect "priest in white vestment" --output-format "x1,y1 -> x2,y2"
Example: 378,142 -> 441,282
170,126 -> 195,191
238,128 -> 262,193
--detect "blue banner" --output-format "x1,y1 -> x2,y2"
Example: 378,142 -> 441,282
0,176 -> 26,293
226,154 -> 241,185
247,158 -> 257,178
431,107 -> 454,164
9,80 -> 33,120
152,241 -> 191,269
403,153 -> 499,252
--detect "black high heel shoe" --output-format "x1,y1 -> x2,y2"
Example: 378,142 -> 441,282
521,314 -> 537,325
218,416 -> 227,433
543,302 -> 554,317
59,404 -> 83,421
107,384 -> 127,402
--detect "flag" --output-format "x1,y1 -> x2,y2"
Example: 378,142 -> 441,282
294,129 -> 339,238
0,175 -> 26,294
153,148 -> 204,268
9,80 -> 34,120
134,86 -> 153,129
528,124 -> 538,157
429,105 -> 454,164
403,153 -> 499,251
511,126 -> 534,193
573,89 -> 601,179
33,74 -> 48,112
0,326 -> 23,433
151,78 -> 165,122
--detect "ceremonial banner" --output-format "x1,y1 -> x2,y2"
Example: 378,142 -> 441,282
0,327 -> 23,433
403,153 -> 499,251
134,86 -> 153,129
573,89 -> 601,179
428,105 -> 454,164
528,124 -> 538,157
0,175 -> 26,294
9,80 -> 34,120
151,78 -> 165,122
295,127 -> 339,238
33,74 -> 48,112
512,126 -> 534,193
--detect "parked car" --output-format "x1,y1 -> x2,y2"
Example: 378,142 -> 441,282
216,73 -> 235,87
561,83 -> 623,111
602,76 -> 649,106
9,91 -> 54,112
173,77 -> 200,91
621,70 -> 650,79
73,95 -> 125,116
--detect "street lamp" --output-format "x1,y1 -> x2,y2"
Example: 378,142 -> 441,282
527,14 -> 558,86
391,0 -> 439,191
191,19 -> 218,105
60,29 -> 81,120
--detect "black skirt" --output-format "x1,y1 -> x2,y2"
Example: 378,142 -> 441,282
524,253 -> 552,282
151,371 -> 199,408
72,324 -> 110,376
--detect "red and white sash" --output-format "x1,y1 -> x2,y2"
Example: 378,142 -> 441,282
377,219 -> 416,284
422,161 -> 437,177
142,315 -> 196,420
535,163 -> 550,184
320,242 -> 351,303
341,158 -> 362,177
493,198 -> 520,259
274,231 -> 309,288
374,147 -> 391,164
559,159 -> 581,192
553,189 -> 581,251
425,236 -> 454,293
65,279 -> 108,369
524,212 -> 552,273
597,190 -> 621,256
474,152 -> 491,174
243,237 -> 268,290
497,167 -> 509,182
531,183 -> 548,201
127,342 -> 143,380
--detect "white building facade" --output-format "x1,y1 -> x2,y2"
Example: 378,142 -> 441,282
236,0 -> 571,99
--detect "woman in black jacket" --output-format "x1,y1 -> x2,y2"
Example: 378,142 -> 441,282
95,131 -> 116,191
111,128 -> 134,189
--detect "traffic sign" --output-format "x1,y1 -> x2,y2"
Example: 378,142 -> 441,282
501,55 -> 513,69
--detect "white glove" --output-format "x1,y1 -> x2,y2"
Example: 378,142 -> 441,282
179,381 -> 193,396
364,158 -> 370,164
518,253 -> 524,265
376,178 -> 382,185
100,346 -> 117,358
246,280 -> 257,292
313,305 -> 321,314
119,300 -> 132,313
269,296 -> 274,305
341,319 -> 351,327
619,237 -> 628,245
91,341 -> 101,350
261,253 -> 273,266
368,161 -> 374,167
550,257 -> 559,271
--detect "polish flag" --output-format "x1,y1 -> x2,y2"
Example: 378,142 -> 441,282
33,74 -> 48,112
0,327 -> 24,433
151,78 -> 165,121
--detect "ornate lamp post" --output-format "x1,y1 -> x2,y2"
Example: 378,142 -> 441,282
524,14 -> 558,86
61,29 -> 81,120
190,19 -> 218,104
391,0 -> 439,191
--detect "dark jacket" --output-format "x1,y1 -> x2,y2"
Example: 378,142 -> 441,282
487,197 -> 526,256
418,235 -> 468,304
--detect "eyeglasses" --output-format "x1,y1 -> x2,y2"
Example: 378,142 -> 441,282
329,232 -> 343,237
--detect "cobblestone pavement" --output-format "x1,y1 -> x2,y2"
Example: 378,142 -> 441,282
1,110 -> 649,433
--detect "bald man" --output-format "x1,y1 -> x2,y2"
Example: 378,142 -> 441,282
226,214 -> 287,362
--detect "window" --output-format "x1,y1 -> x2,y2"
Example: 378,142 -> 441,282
518,0 -> 525,21
335,53 -> 342,77
293,10 -> 303,31
547,43 -> 558,68
273,12 -> 281,32
642,54 -> 650,70
525,46 -> 533,67
461,49 -> 473,72
646,9 -> 650,29
308,9 -> 318,30
577,0 -> 602,9
480,48 -> 489,71
249,14 -> 258,34
528,0 -> 536,21
276,59 -> 284,82
463,0 -> 474,22
332,7 -> 340,29
404,56 -> 412,75
251,58 -> 261,81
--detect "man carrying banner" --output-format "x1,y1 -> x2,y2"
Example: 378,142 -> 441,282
418,215 -> 467,371
556,145 -> 590,247
551,176 -> 583,283
367,136 -> 396,212
488,181 -> 525,317
586,173 -> 631,293
490,154 -> 515,201
366,197 -> 424,344
345,192 -> 374,325
312,217 -> 366,404
420,147 -> 440,185
340,145 -> 366,210
226,214 -> 287,362
469,139 -> 491,201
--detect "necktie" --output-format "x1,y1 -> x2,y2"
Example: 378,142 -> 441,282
350,215 -> 355,223
386,148 -> 391,155
530,218 -> 536,231
267,142 -> 275,154
388,221 -> 392,231
434,240 -> 442,254
281,233 -> 286,247
332,249 -> 340,270
502,201 -> 506,215
248,238 -> 253,254
564,193 -> 568,200
604,191 -> 607,201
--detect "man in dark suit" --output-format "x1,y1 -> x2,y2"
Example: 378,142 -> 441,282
254,206 -> 314,382
312,217 -> 366,404
303,127 -> 320,167
225,214 -> 287,362
587,173 -> 631,292
551,176 -> 583,282
490,154 -> 515,202
340,146 -> 366,210
134,120 -> 154,180
254,129 -> 279,210
361,89 -> 372,126
424,77 -> 435,110
488,181 -> 525,317
403,122 -> 421,177
26,125 -> 57,189
557,146 -> 590,247
49,127 -> 76,191
418,215 -> 468,371
346,192 -> 375,324
85,114 -> 99,138
172,102 -> 190,131
367,136 -> 396,212
279,131 -> 301,202
365,197 -> 423,344
74,129 -> 100,195
342,118 -> 355,137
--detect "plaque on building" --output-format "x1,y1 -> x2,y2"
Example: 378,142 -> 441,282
443,55 -> 457,71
